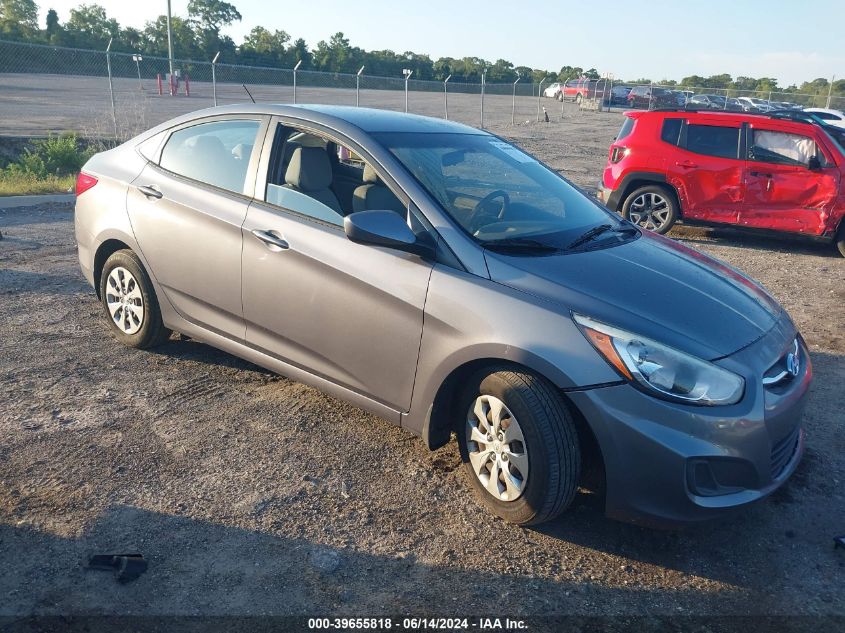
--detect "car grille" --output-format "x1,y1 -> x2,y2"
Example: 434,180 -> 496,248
771,426 -> 800,480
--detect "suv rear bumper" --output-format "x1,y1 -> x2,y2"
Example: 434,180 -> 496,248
596,182 -> 621,211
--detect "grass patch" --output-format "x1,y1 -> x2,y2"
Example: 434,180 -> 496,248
0,134 -> 96,196
0,172 -> 75,196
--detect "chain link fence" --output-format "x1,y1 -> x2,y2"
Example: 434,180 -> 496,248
1,39 -> 843,139
0,39 -> 552,139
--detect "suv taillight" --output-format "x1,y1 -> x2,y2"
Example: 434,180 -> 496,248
610,147 -> 629,163
76,172 -> 98,196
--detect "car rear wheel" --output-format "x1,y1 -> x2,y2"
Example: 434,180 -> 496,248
835,222 -> 845,258
99,249 -> 171,349
457,367 -> 580,526
622,185 -> 678,234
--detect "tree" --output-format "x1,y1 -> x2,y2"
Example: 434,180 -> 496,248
66,4 -> 120,44
188,0 -> 241,32
0,0 -> 39,38
143,15 -> 200,58
290,37 -> 311,68
314,32 -> 351,73
45,8 -> 59,36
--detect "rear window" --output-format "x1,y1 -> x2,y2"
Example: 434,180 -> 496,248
617,117 -> 636,141
685,124 -> 740,159
661,119 -> 683,145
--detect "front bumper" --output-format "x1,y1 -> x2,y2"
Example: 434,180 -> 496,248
567,317 -> 811,528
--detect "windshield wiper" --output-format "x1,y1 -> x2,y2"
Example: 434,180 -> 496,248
483,237 -> 561,253
566,224 -> 613,250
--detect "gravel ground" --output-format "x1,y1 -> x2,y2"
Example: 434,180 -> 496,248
1,115 -> 844,625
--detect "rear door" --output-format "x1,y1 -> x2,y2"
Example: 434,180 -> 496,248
740,123 -> 840,234
127,116 -> 267,337
240,119 -> 434,412
672,118 -> 746,223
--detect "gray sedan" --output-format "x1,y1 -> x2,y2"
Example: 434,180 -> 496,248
74,105 -> 809,527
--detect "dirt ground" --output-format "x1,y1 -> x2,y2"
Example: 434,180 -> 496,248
1,113 -> 844,627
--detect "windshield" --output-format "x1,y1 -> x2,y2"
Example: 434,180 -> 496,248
375,132 -> 632,251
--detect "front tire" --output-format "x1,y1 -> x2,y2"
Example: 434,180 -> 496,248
457,367 -> 580,526
99,249 -> 171,349
622,184 -> 678,234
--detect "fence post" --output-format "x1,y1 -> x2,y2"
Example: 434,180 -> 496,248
648,81 -> 654,110
132,54 -> 143,90
403,69 -> 413,113
211,52 -> 220,106
512,72 -> 521,125
356,65 -> 365,106
293,59 -> 302,103
480,69 -> 486,129
105,38 -> 117,139
444,75 -> 451,120
826,76 -> 835,108
537,79 -> 545,122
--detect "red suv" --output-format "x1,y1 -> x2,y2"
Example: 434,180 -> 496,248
597,110 -> 845,256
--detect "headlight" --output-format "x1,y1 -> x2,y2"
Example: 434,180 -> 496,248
573,314 -> 744,406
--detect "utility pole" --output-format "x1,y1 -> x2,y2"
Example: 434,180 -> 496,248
166,0 -> 174,77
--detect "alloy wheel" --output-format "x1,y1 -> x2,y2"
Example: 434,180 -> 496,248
105,266 -> 145,335
466,394 -> 529,501
629,192 -> 671,231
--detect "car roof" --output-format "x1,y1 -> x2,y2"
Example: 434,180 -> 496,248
139,104 -> 487,138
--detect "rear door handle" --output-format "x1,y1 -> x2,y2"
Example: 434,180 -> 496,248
749,171 -> 773,178
251,229 -> 289,250
136,184 -> 162,199
675,161 -> 698,169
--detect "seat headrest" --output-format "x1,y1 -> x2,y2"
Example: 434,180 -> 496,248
284,147 -> 333,191
362,163 -> 380,184
232,143 -> 253,161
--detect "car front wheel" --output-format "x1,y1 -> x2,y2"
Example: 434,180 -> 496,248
457,367 -> 580,526
622,185 -> 678,234
99,249 -> 171,349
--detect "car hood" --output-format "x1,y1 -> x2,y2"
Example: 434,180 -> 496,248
484,231 -> 785,360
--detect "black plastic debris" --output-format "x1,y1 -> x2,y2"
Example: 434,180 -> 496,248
835,536 -> 845,550
87,553 -> 148,583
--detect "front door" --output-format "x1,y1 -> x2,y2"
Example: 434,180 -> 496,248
740,124 -> 840,234
674,120 -> 745,224
240,122 -> 433,412
127,116 -> 265,337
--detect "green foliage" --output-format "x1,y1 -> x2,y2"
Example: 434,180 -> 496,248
2,134 -> 95,180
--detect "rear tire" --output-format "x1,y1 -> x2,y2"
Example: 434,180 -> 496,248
622,184 -> 678,234
835,222 -> 845,258
457,366 -> 580,526
99,249 -> 171,349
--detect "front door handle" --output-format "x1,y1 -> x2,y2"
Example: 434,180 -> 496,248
675,161 -> 698,169
136,184 -> 162,199
251,229 -> 289,250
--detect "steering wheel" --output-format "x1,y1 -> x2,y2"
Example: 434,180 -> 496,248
468,190 -> 511,234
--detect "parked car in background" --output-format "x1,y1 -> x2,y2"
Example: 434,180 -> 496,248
543,82 -> 562,99
74,104 -> 814,528
562,78 -> 600,104
597,109 -> 845,257
736,97 -> 773,112
605,84 -> 632,106
626,85 -> 676,109
804,108 -> 845,129
667,90 -> 687,106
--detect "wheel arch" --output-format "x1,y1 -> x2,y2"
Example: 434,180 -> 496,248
613,172 -> 682,216
93,238 -> 133,299
420,357 -> 608,494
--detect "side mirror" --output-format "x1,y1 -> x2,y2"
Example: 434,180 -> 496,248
807,156 -> 821,171
344,210 -> 432,258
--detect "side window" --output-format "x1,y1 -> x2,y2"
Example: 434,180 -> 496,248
263,124 -> 405,226
660,119 -> 682,146
159,119 -> 260,193
750,129 -> 821,167
685,124 -> 740,159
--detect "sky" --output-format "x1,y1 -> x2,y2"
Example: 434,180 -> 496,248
37,0 -> 844,86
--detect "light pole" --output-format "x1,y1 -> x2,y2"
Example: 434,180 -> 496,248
444,74 -> 451,120
512,71 -> 521,125
166,0 -> 174,77
826,75 -> 836,108
132,54 -> 143,90
356,65 -> 365,106
211,51 -> 220,106
403,68 -> 413,113
537,78 -> 546,122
